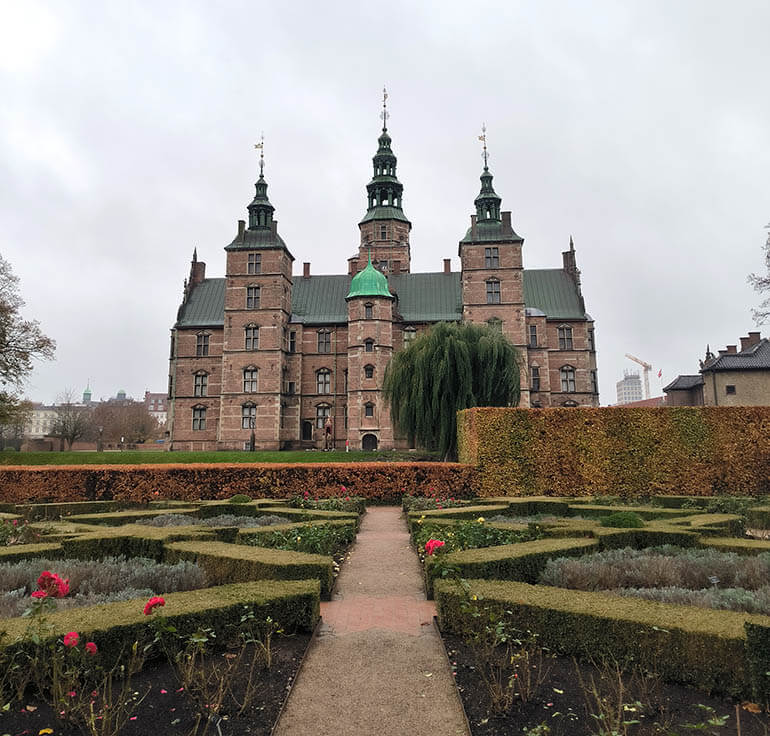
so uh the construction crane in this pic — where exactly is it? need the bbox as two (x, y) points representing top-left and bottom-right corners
(625, 353), (653, 399)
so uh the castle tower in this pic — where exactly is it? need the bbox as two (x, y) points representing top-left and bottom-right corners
(345, 255), (395, 450)
(351, 89), (412, 276)
(458, 127), (529, 403)
(220, 142), (294, 449)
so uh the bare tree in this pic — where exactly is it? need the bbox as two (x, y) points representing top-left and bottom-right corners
(0, 399), (31, 450)
(0, 254), (55, 423)
(51, 389), (93, 450)
(92, 400), (160, 444)
(749, 223), (770, 324)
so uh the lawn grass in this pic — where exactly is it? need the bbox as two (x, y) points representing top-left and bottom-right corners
(0, 449), (439, 466)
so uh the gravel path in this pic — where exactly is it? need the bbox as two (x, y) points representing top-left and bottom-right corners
(273, 506), (469, 736)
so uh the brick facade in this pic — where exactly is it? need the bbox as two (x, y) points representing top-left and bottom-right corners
(167, 125), (599, 451)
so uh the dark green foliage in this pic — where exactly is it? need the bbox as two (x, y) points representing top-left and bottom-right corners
(246, 522), (356, 557)
(229, 494), (252, 504)
(746, 505), (770, 529)
(383, 322), (520, 459)
(414, 519), (542, 555)
(435, 579), (759, 698)
(401, 495), (468, 512)
(595, 527), (699, 550)
(744, 622), (770, 707)
(599, 511), (645, 528)
(288, 495), (367, 514)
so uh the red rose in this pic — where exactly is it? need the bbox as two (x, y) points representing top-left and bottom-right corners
(424, 539), (445, 556)
(85, 642), (98, 655)
(63, 631), (79, 648)
(143, 596), (166, 616)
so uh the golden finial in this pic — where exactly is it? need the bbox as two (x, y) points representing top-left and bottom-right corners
(478, 123), (489, 169)
(380, 86), (389, 131)
(254, 132), (265, 176)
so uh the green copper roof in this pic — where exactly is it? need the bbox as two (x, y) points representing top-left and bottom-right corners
(346, 258), (392, 299)
(175, 268), (588, 329)
(359, 206), (411, 224)
(523, 269), (587, 320)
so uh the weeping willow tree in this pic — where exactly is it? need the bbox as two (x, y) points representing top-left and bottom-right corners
(383, 322), (520, 460)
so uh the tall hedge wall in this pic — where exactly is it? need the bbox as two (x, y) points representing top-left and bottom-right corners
(457, 406), (770, 497)
(0, 462), (477, 504)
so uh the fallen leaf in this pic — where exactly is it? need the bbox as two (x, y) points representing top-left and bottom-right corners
(742, 702), (762, 714)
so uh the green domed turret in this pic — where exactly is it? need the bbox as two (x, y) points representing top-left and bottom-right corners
(346, 255), (393, 299)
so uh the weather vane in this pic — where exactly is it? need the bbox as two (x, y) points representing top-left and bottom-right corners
(478, 123), (489, 169)
(254, 132), (265, 176)
(380, 86), (389, 130)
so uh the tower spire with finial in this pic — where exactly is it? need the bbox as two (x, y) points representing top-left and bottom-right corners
(380, 86), (389, 131)
(254, 132), (265, 177)
(479, 123), (489, 170)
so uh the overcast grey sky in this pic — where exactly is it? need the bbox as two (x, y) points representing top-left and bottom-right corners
(2, 0), (769, 406)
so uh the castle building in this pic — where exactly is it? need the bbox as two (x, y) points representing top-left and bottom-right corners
(167, 113), (599, 451)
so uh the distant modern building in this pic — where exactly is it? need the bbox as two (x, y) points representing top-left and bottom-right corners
(167, 106), (600, 451)
(664, 331), (770, 406)
(616, 370), (643, 405)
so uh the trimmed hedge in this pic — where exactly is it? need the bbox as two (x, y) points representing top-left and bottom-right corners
(746, 505), (770, 529)
(745, 622), (770, 707)
(458, 406), (770, 497)
(0, 579), (320, 667)
(164, 540), (335, 600)
(435, 578), (769, 698)
(0, 462), (477, 503)
(424, 538), (598, 597)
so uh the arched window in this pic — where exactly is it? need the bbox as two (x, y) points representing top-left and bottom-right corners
(241, 403), (256, 429)
(364, 402), (375, 418)
(561, 399), (579, 407)
(316, 369), (331, 394)
(364, 364), (375, 379)
(317, 330), (331, 353)
(364, 339), (374, 353)
(243, 367), (258, 393)
(316, 404), (331, 429)
(245, 324), (259, 351)
(485, 279), (501, 304)
(560, 366), (576, 393)
(557, 325), (573, 350)
(193, 371), (208, 397)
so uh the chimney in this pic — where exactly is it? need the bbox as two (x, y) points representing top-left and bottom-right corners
(501, 211), (512, 234)
(748, 331), (761, 346)
(740, 336), (751, 352)
(237, 219), (245, 242)
(190, 251), (206, 287)
(718, 349), (728, 357)
(393, 260), (401, 274)
(303, 262), (310, 279)
(726, 345), (737, 354)
(470, 214), (477, 239)
(443, 258), (451, 274)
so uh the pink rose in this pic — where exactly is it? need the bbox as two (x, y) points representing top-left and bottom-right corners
(31, 590), (48, 599)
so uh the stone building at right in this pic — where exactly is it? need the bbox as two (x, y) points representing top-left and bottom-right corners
(664, 331), (770, 406)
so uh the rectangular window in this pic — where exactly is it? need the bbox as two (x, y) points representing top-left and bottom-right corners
(531, 366), (540, 392)
(403, 329), (416, 348)
(168, 375), (173, 398)
(241, 405), (256, 429)
(245, 326), (259, 350)
(247, 253), (261, 275)
(317, 370), (331, 394)
(484, 247), (499, 268)
(289, 331), (296, 353)
(726, 385), (736, 395)
(243, 369), (258, 393)
(317, 330), (331, 353)
(380, 225), (388, 240)
(365, 304), (373, 320)
(588, 328), (595, 352)
(528, 325), (537, 348)
(485, 280), (501, 304)
(561, 367), (576, 392)
(286, 381), (296, 395)
(364, 403), (374, 418)
(192, 407), (206, 431)
(196, 334), (209, 357)
(558, 326), (573, 350)
(316, 405), (330, 429)
(194, 373), (208, 397)
(591, 370), (598, 394)
(246, 286), (260, 309)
